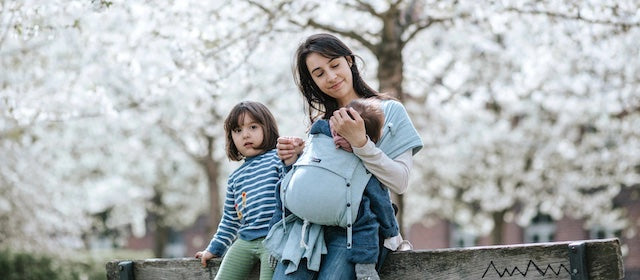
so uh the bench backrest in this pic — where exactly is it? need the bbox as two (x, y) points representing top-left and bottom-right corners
(105, 238), (623, 280)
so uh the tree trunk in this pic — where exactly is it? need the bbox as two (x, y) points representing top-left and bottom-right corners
(151, 190), (169, 258)
(491, 210), (506, 245)
(153, 222), (169, 258)
(375, 6), (407, 235)
(376, 10), (405, 101)
(202, 155), (221, 235)
(376, 42), (404, 100)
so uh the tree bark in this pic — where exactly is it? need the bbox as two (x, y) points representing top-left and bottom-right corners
(376, 12), (405, 100)
(375, 5), (407, 235)
(491, 210), (506, 245)
(202, 155), (221, 235)
(151, 191), (169, 258)
(153, 222), (169, 258)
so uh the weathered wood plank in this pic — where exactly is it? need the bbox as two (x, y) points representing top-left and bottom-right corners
(106, 257), (261, 280)
(106, 238), (623, 280)
(378, 239), (622, 279)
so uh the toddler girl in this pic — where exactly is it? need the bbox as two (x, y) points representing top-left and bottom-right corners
(195, 101), (283, 280)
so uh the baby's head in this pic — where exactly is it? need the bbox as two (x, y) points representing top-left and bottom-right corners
(347, 98), (384, 143)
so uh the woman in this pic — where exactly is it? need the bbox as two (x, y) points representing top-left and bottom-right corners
(268, 33), (423, 279)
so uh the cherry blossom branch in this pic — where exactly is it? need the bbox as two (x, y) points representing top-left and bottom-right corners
(505, 7), (640, 29)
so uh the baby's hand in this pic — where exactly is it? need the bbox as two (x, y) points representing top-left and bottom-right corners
(332, 134), (353, 152)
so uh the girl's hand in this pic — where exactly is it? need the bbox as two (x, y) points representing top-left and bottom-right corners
(194, 250), (217, 267)
(330, 107), (368, 148)
(277, 136), (304, 165)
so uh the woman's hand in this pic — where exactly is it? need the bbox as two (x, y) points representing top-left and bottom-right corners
(194, 250), (217, 267)
(277, 136), (304, 166)
(330, 107), (368, 148)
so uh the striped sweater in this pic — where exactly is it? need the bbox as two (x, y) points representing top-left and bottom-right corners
(206, 149), (283, 256)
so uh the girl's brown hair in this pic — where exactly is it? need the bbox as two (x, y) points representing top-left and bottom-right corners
(224, 101), (279, 161)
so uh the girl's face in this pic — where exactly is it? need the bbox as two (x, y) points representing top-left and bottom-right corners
(231, 113), (265, 158)
(306, 52), (357, 107)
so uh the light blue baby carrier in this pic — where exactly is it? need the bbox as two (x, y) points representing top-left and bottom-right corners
(279, 127), (372, 248)
(264, 100), (424, 273)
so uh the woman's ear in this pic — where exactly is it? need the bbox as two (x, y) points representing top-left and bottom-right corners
(346, 56), (354, 67)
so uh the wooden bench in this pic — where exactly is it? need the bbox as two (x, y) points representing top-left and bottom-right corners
(105, 238), (623, 279)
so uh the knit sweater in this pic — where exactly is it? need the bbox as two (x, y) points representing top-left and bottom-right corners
(206, 149), (282, 256)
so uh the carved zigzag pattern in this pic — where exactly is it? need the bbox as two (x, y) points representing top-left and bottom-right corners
(482, 260), (571, 278)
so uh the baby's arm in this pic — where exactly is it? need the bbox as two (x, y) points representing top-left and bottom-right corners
(353, 140), (413, 194)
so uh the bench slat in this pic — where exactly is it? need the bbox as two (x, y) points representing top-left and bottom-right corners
(106, 238), (623, 280)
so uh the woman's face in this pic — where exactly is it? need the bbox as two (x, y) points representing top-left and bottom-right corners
(306, 52), (357, 107)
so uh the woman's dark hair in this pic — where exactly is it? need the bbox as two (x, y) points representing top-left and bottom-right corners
(224, 101), (279, 161)
(293, 33), (383, 123)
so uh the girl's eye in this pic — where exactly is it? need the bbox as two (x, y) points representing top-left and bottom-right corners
(331, 63), (339, 68)
(232, 128), (241, 133)
(316, 72), (324, 78)
(250, 125), (259, 130)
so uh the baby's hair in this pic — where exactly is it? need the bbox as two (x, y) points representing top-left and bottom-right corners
(347, 98), (384, 143)
(224, 101), (279, 161)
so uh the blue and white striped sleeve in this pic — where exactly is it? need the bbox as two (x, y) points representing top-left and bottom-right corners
(206, 180), (241, 256)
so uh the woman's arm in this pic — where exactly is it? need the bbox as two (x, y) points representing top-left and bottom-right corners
(352, 140), (413, 194)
